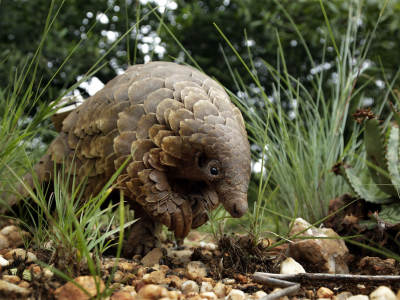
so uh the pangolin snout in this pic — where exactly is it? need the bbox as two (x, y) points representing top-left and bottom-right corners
(223, 191), (248, 218)
(232, 201), (248, 218)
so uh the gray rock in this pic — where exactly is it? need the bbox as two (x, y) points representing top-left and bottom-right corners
(286, 218), (349, 274)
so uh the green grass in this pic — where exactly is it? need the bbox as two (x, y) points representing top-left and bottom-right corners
(213, 0), (391, 235)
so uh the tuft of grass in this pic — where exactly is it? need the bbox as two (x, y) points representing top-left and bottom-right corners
(213, 0), (388, 235)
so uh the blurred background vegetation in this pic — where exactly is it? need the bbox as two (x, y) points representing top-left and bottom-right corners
(1, 0), (399, 231)
(2, 0), (399, 107)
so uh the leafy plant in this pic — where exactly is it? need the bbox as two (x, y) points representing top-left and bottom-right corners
(335, 104), (400, 229)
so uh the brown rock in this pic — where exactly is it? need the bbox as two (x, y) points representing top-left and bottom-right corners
(159, 264), (169, 274)
(3, 275), (21, 284)
(168, 290), (179, 299)
(143, 270), (170, 285)
(111, 291), (135, 300)
(271, 288), (289, 300)
(359, 257), (397, 275)
(0, 279), (31, 299)
(181, 280), (200, 294)
(136, 284), (169, 300)
(0, 234), (9, 250)
(18, 281), (30, 288)
(186, 261), (208, 280)
(113, 270), (126, 283)
(201, 292), (218, 299)
(54, 276), (105, 300)
(287, 218), (349, 274)
(141, 248), (163, 267)
(317, 287), (334, 299)
(213, 282), (226, 298)
(170, 275), (184, 288)
(4, 249), (37, 263)
(118, 261), (136, 273)
(235, 274), (247, 284)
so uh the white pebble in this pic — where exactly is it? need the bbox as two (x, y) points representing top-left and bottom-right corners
(0, 256), (9, 267)
(280, 257), (306, 274)
(180, 280), (199, 294)
(370, 286), (396, 300)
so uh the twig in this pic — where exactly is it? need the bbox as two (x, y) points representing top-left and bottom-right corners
(253, 273), (300, 300)
(253, 272), (400, 283)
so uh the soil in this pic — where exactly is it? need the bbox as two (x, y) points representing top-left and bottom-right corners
(1, 211), (400, 299)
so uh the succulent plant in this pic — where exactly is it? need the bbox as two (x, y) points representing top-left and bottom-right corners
(334, 104), (400, 232)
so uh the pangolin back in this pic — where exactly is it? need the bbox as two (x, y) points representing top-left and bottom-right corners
(5, 61), (251, 240)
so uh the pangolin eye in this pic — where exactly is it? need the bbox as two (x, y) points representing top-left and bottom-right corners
(210, 167), (218, 176)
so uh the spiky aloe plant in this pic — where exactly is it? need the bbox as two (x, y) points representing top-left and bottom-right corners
(335, 104), (400, 231)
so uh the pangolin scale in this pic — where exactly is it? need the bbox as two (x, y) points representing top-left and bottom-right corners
(6, 61), (251, 257)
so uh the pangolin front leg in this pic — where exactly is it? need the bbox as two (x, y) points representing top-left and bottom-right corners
(189, 185), (220, 229)
(135, 168), (193, 239)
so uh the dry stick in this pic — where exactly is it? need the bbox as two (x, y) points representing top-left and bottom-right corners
(253, 275), (300, 300)
(253, 272), (400, 283)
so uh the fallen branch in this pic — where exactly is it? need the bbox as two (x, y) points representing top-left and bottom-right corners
(253, 272), (400, 283)
(252, 273), (300, 300)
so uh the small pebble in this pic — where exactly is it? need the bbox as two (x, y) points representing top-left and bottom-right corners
(201, 291), (218, 299)
(348, 296), (369, 300)
(110, 291), (135, 300)
(180, 280), (199, 294)
(4, 249), (37, 263)
(235, 274), (247, 284)
(370, 286), (396, 300)
(280, 257), (306, 274)
(3, 275), (20, 284)
(213, 282), (226, 298)
(0, 279), (30, 297)
(186, 261), (208, 280)
(337, 292), (353, 300)
(254, 291), (268, 299)
(201, 281), (214, 293)
(168, 290), (179, 300)
(18, 281), (30, 288)
(272, 288), (289, 300)
(0, 235), (9, 250)
(357, 285), (366, 289)
(0, 255), (9, 267)
(227, 289), (246, 300)
(222, 278), (235, 285)
(136, 284), (168, 299)
(317, 287), (334, 299)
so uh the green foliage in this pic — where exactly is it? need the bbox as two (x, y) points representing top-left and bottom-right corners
(338, 104), (400, 226)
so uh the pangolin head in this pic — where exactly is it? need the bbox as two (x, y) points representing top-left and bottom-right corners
(188, 114), (251, 218)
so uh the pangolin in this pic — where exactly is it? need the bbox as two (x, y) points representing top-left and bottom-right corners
(5, 61), (251, 257)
